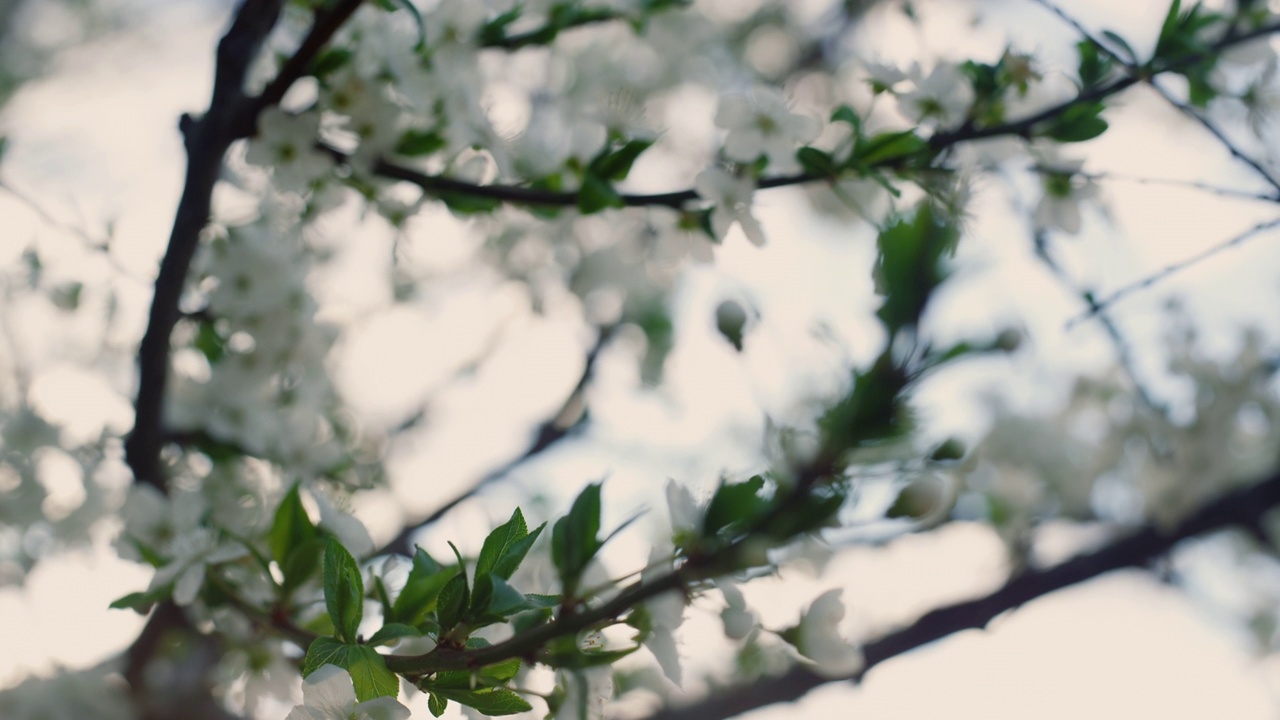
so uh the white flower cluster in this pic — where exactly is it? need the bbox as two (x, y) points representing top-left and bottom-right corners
(168, 215), (346, 473)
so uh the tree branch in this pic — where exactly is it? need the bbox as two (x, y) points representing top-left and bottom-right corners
(125, 0), (286, 492)
(642, 469), (1280, 720)
(1067, 215), (1280, 327)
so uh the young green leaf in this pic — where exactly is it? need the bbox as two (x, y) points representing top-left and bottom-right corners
(428, 687), (532, 716)
(552, 482), (604, 595)
(323, 536), (364, 644)
(577, 172), (625, 214)
(366, 623), (422, 647)
(269, 483), (316, 566)
(436, 571), (470, 634)
(702, 475), (770, 540)
(390, 547), (451, 625)
(590, 139), (656, 181)
(302, 637), (399, 703)
(475, 508), (544, 581)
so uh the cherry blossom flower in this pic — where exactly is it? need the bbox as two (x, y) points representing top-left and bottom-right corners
(555, 667), (613, 720)
(899, 63), (975, 128)
(715, 86), (820, 171)
(641, 545), (686, 685)
(245, 108), (332, 193)
(716, 579), (757, 640)
(286, 665), (409, 720)
(694, 168), (766, 247)
(1033, 156), (1099, 235)
(147, 526), (248, 606)
(795, 589), (864, 678)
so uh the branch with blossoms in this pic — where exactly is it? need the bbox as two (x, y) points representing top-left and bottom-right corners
(643, 463), (1280, 720)
(97, 1), (1280, 720)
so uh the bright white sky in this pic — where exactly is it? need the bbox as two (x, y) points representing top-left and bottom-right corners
(3, 0), (1280, 718)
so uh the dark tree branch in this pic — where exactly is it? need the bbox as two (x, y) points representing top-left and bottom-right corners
(642, 469), (1280, 720)
(377, 323), (617, 558)
(125, 0), (286, 492)
(240, 0), (365, 137)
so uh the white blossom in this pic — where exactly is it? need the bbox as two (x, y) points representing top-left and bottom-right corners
(795, 589), (863, 678)
(715, 86), (820, 171)
(641, 546), (685, 685)
(286, 665), (409, 720)
(147, 526), (248, 606)
(716, 579), (757, 640)
(899, 62), (975, 128)
(312, 486), (375, 558)
(555, 667), (613, 720)
(694, 168), (766, 247)
(245, 108), (332, 193)
(1032, 155), (1099, 235)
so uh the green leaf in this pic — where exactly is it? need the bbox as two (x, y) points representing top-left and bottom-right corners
(1158, 0), (1183, 55)
(366, 623), (422, 647)
(1076, 40), (1113, 89)
(1043, 101), (1108, 143)
(428, 693), (448, 717)
(108, 588), (166, 614)
(310, 47), (352, 79)
(193, 321), (225, 363)
(1100, 30), (1139, 65)
(702, 475), (770, 540)
(269, 483), (316, 566)
(469, 572), (495, 621)
(873, 203), (959, 333)
(303, 637), (399, 703)
(856, 130), (927, 166)
(439, 191), (502, 215)
(428, 687), (532, 716)
(431, 658), (523, 690)
(551, 482), (603, 595)
(394, 129), (446, 157)
(480, 6), (524, 45)
(323, 536), (364, 644)
(436, 571), (470, 633)
(346, 645), (400, 702)
(795, 147), (839, 177)
(577, 172), (625, 214)
(390, 547), (450, 626)
(475, 508), (532, 580)
(830, 104), (861, 131)
(280, 537), (325, 594)
(590, 139), (655, 181)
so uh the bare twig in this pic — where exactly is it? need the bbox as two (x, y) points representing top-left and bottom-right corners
(1068, 215), (1280, 326)
(1148, 81), (1280, 198)
(1032, 230), (1168, 415)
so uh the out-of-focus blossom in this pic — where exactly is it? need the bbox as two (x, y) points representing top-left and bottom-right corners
(795, 589), (863, 678)
(899, 63), (975, 128)
(695, 168), (766, 247)
(715, 86), (820, 171)
(286, 665), (409, 720)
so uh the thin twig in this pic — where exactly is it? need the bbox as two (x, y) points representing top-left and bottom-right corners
(1149, 81), (1280, 197)
(1033, 230), (1168, 415)
(1066, 168), (1280, 203)
(1068, 215), (1280, 326)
